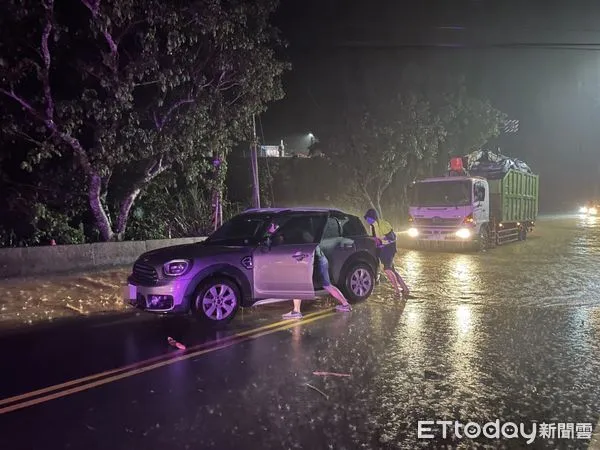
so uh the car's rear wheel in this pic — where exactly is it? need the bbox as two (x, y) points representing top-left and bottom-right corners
(193, 277), (240, 326)
(341, 262), (375, 303)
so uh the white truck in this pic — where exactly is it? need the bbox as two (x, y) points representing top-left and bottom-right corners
(404, 154), (539, 250)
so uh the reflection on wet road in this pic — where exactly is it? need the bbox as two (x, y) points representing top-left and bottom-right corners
(0, 214), (599, 449)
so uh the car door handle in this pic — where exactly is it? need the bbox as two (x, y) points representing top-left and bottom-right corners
(292, 251), (309, 260)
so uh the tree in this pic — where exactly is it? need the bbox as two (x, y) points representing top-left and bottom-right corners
(324, 92), (444, 218)
(0, 0), (288, 241)
(434, 87), (507, 175)
(318, 64), (506, 220)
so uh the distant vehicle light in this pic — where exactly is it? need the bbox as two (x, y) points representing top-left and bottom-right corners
(455, 228), (471, 239)
(407, 228), (419, 238)
(580, 206), (588, 214)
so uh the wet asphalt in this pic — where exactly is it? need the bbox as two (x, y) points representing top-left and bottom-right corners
(0, 214), (599, 449)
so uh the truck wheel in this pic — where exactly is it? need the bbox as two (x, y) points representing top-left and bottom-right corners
(518, 226), (527, 241)
(193, 277), (240, 326)
(477, 225), (490, 251)
(341, 262), (375, 303)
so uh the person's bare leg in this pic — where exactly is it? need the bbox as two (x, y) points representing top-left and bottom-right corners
(324, 286), (352, 311)
(394, 270), (410, 296)
(282, 299), (303, 319)
(324, 285), (350, 306)
(384, 269), (402, 297)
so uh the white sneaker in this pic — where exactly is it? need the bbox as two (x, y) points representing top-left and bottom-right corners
(282, 311), (303, 319)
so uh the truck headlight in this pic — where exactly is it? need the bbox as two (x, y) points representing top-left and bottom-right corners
(580, 206), (588, 214)
(163, 259), (191, 277)
(407, 228), (419, 238)
(455, 228), (471, 239)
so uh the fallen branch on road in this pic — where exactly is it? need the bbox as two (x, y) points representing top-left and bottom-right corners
(306, 383), (329, 400)
(167, 336), (186, 350)
(313, 371), (351, 378)
(66, 304), (85, 314)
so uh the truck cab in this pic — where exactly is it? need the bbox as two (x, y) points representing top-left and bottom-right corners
(407, 175), (490, 244)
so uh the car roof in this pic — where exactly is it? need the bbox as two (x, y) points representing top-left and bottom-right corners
(243, 207), (347, 215)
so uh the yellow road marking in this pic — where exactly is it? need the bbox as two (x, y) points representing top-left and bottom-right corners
(0, 310), (335, 414)
(0, 308), (331, 408)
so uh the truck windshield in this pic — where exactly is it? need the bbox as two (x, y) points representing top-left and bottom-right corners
(410, 180), (472, 207)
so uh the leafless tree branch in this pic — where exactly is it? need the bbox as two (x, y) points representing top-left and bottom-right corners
(0, 88), (93, 175)
(80, 0), (119, 73)
(80, 0), (100, 16)
(154, 98), (194, 130)
(41, 0), (55, 122)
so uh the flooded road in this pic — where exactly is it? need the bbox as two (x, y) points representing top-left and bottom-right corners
(0, 214), (599, 449)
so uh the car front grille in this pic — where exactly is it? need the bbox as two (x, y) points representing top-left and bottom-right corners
(132, 261), (159, 285)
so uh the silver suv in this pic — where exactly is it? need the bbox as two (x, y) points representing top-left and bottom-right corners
(125, 207), (379, 325)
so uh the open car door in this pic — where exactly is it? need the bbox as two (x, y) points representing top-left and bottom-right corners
(252, 213), (326, 300)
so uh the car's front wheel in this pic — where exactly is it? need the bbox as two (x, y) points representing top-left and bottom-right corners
(341, 262), (375, 303)
(193, 277), (240, 325)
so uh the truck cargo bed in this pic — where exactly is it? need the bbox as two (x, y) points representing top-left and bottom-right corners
(488, 169), (538, 223)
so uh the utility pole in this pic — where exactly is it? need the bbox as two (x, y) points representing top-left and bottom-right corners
(212, 151), (223, 231)
(250, 114), (261, 209)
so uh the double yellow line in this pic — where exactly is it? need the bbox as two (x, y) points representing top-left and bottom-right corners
(0, 309), (335, 415)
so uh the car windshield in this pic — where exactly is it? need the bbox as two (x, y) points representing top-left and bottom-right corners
(410, 180), (472, 207)
(204, 214), (271, 246)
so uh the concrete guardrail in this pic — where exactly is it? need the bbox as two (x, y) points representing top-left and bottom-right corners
(0, 237), (207, 279)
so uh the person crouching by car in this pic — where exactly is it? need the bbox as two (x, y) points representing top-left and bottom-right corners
(364, 208), (410, 299)
(282, 245), (352, 319)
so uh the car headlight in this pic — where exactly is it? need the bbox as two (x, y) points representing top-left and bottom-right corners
(580, 206), (588, 213)
(407, 227), (419, 238)
(455, 228), (471, 239)
(589, 207), (598, 215)
(163, 259), (191, 277)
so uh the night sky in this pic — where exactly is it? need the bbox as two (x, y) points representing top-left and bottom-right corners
(262, 0), (600, 211)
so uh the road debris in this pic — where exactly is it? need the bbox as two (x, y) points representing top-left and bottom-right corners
(167, 337), (186, 350)
(312, 371), (351, 377)
(66, 304), (85, 314)
(306, 383), (329, 400)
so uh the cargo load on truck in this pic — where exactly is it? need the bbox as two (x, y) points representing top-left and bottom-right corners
(448, 149), (533, 180)
(405, 151), (539, 251)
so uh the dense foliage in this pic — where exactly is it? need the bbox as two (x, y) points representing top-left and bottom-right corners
(0, 0), (287, 242)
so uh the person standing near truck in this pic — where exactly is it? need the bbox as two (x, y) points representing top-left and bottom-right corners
(364, 208), (410, 299)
